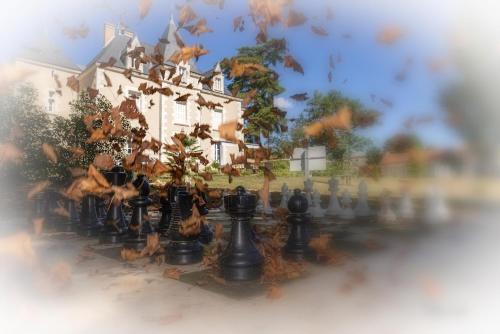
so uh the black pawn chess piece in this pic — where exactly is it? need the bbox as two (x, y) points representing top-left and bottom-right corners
(220, 186), (263, 281)
(122, 175), (153, 250)
(78, 195), (101, 237)
(157, 195), (171, 237)
(96, 197), (107, 222)
(283, 189), (315, 261)
(165, 186), (203, 265)
(100, 167), (128, 244)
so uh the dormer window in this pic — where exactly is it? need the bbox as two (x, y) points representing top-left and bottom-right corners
(179, 66), (189, 83)
(213, 77), (223, 92)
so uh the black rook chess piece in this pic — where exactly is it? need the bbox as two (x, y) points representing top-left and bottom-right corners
(283, 189), (315, 261)
(100, 167), (129, 244)
(220, 186), (263, 281)
(78, 195), (101, 237)
(165, 186), (203, 265)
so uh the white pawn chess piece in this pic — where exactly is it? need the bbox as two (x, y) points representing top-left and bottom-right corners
(378, 192), (397, 224)
(326, 177), (342, 217)
(304, 178), (313, 209)
(279, 183), (289, 209)
(311, 189), (325, 218)
(339, 190), (355, 220)
(423, 186), (450, 224)
(354, 180), (371, 217)
(398, 190), (414, 221)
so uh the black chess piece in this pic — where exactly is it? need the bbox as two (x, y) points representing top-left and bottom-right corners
(100, 167), (128, 244)
(157, 195), (171, 237)
(283, 189), (316, 261)
(133, 174), (150, 197)
(197, 193), (213, 244)
(96, 197), (107, 222)
(220, 186), (263, 281)
(78, 195), (101, 237)
(56, 198), (79, 233)
(122, 195), (154, 250)
(165, 186), (203, 265)
(43, 188), (64, 230)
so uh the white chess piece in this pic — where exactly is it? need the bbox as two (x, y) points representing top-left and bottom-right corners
(355, 180), (371, 217)
(398, 190), (414, 221)
(279, 183), (289, 209)
(423, 186), (450, 224)
(255, 197), (264, 213)
(378, 192), (397, 224)
(311, 189), (325, 218)
(339, 190), (355, 220)
(304, 178), (313, 209)
(326, 177), (342, 216)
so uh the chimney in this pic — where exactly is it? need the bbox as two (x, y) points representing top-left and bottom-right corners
(103, 23), (115, 47)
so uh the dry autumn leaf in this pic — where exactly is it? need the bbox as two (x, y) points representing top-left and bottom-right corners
(266, 285), (284, 299)
(163, 267), (182, 280)
(304, 106), (352, 137)
(93, 154), (114, 170)
(377, 26), (404, 45)
(42, 143), (58, 164)
(139, 0), (153, 19)
(121, 248), (142, 261)
(218, 120), (239, 143)
(27, 180), (50, 200)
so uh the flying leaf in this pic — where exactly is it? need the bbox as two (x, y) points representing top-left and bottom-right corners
(163, 267), (182, 280)
(218, 120), (239, 143)
(93, 154), (114, 170)
(311, 25), (328, 36)
(283, 55), (304, 74)
(233, 16), (244, 31)
(184, 18), (213, 36)
(66, 75), (79, 93)
(304, 106), (352, 137)
(139, 0), (153, 19)
(377, 26), (404, 45)
(63, 23), (89, 39)
(42, 143), (58, 164)
(99, 57), (117, 68)
(290, 93), (308, 101)
(286, 10), (306, 27)
(27, 180), (50, 200)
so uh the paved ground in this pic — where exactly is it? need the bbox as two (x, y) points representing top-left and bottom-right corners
(1, 207), (500, 334)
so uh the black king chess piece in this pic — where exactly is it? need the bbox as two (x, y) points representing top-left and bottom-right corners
(100, 166), (128, 244)
(283, 189), (316, 261)
(122, 174), (153, 250)
(78, 195), (102, 237)
(220, 186), (263, 281)
(165, 186), (203, 265)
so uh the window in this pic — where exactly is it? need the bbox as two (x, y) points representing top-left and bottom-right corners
(213, 77), (222, 91)
(127, 90), (143, 111)
(179, 66), (188, 83)
(174, 101), (187, 124)
(47, 90), (56, 113)
(213, 142), (222, 164)
(213, 109), (223, 130)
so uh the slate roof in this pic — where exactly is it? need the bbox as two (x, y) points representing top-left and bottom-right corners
(18, 35), (81, 71)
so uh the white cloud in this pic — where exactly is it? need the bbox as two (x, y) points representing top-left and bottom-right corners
(274, 96), (294, 110)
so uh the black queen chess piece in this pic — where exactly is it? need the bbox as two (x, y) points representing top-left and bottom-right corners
(100, 166), (128, 244)
(220, 186), (263, 281)
(78, 195), (102, 237)
(122, 174), (154, 250)
(283, 189), (316, 261)
(165, 186), (203, 265)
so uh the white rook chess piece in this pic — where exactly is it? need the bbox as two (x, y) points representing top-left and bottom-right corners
(279, 183), (289, 209)
(326, 177), (342, 217)
(311, 189), (325, 218)
(378, 192), (397, 224)
(354, 180), (371, 217)
(423, 186), (450, 224)
(339, 190), (355, 221)
(398, 190), (414, 221)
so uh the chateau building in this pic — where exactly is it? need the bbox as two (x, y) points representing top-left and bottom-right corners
(15, 17), (245, 165)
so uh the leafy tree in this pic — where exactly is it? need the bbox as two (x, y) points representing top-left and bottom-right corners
(0, 84), (62, 184)
(51, 92), (130, 180)
(290, 90), (379, 160)
(221, 38), (287, 139)
(383, 133), (422, 153)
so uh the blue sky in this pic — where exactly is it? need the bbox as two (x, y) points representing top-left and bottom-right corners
(1, 0), (464, 149)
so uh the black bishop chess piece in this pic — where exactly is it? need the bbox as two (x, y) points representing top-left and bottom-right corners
(100, 167), (128, 244)
(78, 195), (102, 237)
(282, 189), (315, 262)
(165, 186), (203, 265)
(122, 174), (153, 250)
(220, 186), (263, 281)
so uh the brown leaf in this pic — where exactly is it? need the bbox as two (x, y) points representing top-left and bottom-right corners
(88, 164), (111, 188)
(290, 93), (308, 101)
(184, 18), (213, 36)
(66, 75), (79, 93)
(214, 223), (223, 241)
(104, 72), (113, 87)
(233, 16), (243, 32)
(63, 23), (89, 39)
(163, 267), (182, 280)
(266, 285), (284, 299)
(377, 26), (404, 45)
(311, 25), (328, 36)
(93, 154), (114, 170)
(42, 143), (58, 164)
(121, 248), (142, 261)
(177, 4), (197, 27)
(304, 106), (352, 137)
(284, 55), (304, 74)
(139, 0), (153, 19)
(140, 233), (161, 256)
(27, 180), (50, 200)
(0, 143), (23, 165)
(99, 57), (117, 68)
(218, 120), (239, 143)
(286, 10), (306, 28)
